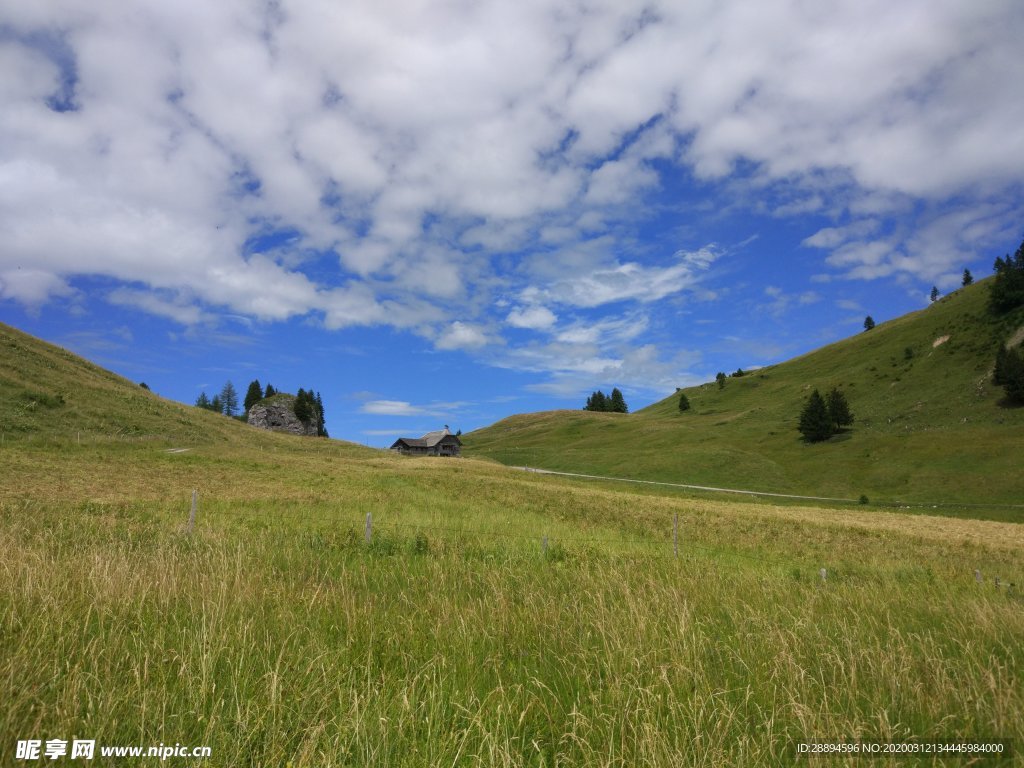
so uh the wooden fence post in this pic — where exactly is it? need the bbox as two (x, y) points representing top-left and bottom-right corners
(186, 489), (197, 534)
(365, 513), (372, 545)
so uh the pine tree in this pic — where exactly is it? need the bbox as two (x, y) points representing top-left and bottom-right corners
(798, 389), (833, 443)
(293, 388), (313, 424)
(244, 380), (263, 413)
(826, 387), (853, 431)
(195, 391), (211, 410)
(264, 383), (276, 398)
(962, 269), (973, 287)
(716, 372), (727, 390)
(930, 286), (939, 303)
(609, 387), (628, 413)
(210, 395), (223, 414)
(863, 316), (875, 331)
(678, 392), (691, 412)
(315, 391), (327, 437)
(220, 381), (239, 417)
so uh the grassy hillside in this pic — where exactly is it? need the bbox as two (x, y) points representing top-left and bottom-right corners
(2, 320), (1023, 765)
(465, 279), (1024, 509)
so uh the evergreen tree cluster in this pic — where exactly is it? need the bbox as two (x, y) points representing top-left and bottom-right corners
(195, 380), (239, 417)
(798, 387), (853, 443)
(294, 388), (328, 437)
(989, 238), (1024, 315)
(584, 387), (628, 413)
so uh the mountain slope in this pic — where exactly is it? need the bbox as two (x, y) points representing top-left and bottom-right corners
(465, 279), (1024, 506)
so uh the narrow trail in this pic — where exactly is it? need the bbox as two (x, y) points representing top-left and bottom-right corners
(513, 466), (859, 503)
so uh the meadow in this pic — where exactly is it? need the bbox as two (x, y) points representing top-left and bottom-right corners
(2, 431), (1022, 767)
(2, 321), (1023, 765)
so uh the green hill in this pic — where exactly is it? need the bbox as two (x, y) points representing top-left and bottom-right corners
(465, 279), (1024, 507)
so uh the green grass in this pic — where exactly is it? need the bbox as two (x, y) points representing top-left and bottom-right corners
(464, 279), (1024, 510)
(1, 319), (1023, 765)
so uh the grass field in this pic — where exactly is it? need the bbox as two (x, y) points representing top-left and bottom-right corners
(465, 279), (1024, 509)
(1, 321), (1023, 765)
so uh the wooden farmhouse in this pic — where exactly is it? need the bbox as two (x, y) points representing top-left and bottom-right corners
(390, 427), (462, 457)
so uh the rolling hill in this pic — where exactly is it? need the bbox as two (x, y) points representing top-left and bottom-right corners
(465, 278), (1024, 507)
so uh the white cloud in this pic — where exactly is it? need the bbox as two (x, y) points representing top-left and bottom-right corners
(506, 305), (557, 330)
(1, 0), (1022, 337)
(435, 321), (492, 351)
(360, 400), (425, 416)
(526, 247), (720, 309)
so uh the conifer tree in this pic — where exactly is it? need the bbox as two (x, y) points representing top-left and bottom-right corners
(244, 379), (263, 413)
(264, 383), (276, 398)
(826, 387), (853, 431)
(962, 268), (973, 287)
(798, 389), (833, 443)
(210, 395), (223, 414)
(609, 387), (628, 413)
(716, 372), (727, 390)
(220, 381), (239, 417)
(315, 391), (327, 437)
(294, 388), (313, 423)
(930, 285), (940, 303)
(863, 316), (876, 331)
(195, 391), (211, 410)
(678, 392), (691, 412)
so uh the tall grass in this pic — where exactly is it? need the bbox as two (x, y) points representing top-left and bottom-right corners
(2, 462), (1022, 766)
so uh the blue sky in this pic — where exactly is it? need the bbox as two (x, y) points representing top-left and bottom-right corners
(1, 1), (1023, 446)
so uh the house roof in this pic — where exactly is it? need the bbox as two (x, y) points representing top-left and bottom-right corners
(391, 427), (462, 449)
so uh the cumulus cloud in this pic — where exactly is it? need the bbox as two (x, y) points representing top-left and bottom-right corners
(1, 0), (1021, 346)
(435, 321), (492, 351)
(506, 305), (557, 330)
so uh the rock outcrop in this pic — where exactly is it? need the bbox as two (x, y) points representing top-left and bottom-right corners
(247, 394), (317, 436)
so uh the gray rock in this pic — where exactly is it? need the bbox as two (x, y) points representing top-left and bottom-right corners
(247, 394), (317, 436)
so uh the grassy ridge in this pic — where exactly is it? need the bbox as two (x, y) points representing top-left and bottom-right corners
(1, 319), (1023, 765)
(464, 279), (1024, 509)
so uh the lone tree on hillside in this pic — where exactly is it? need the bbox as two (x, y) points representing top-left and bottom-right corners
(244, 379), (263, 413)
(798, 389), (833, 443)
(678, 392), (691, 412)
(863, 315), (876, 331)
(930, 286), (940, 303)
(962, 269), (974, 287)
(195, 391), (211, 410)
(715, 372), (727, 390)
(220, 380), (239, 417)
